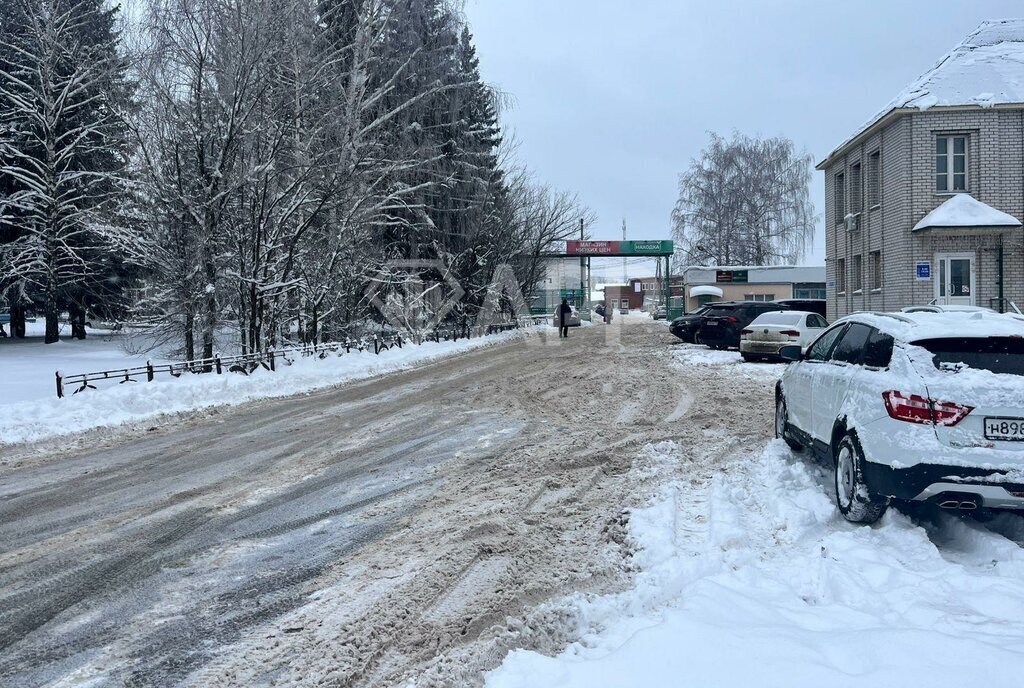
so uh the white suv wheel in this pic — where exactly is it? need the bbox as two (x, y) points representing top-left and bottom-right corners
(833, 434), (888, 524)
(835, 444), (856, 510)
(774, 395), (802, 451)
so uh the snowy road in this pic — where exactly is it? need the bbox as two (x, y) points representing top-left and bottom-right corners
(0, 317), (777, 687)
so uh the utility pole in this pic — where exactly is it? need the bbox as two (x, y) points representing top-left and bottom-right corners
(621, 219), (628, 284)
(579, 218), (586, 312)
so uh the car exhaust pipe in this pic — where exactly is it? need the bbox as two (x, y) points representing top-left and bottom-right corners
(937, 497), (979, 510)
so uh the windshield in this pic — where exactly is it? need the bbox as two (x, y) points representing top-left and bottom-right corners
(750, 312), (802, 327)
(914, 337), (1024, 376)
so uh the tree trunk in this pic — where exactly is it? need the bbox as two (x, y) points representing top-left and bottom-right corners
(184, 311), (195, 361)
(44, 287), (59, 344)
(309, 302), (319, 345)
(69, 301), (87, 340)
(11, 306), (26, 338)
(202, 259), (216, 369)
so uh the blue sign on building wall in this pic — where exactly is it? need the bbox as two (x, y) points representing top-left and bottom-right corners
(915, 262), (931, 281)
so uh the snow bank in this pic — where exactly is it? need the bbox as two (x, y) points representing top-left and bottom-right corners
(485, 441), (1024, 687)
(671, 344), (782, 381)
(0, 332), (172, 405)
(0, 330), (523, 447)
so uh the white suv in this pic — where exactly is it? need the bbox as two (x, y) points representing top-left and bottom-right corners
(775, 311), (1024, 523)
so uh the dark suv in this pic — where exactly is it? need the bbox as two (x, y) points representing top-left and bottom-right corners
(698, 301), (792, 349)
(772, 299), (826, 317)
(669, 305), (714, 342)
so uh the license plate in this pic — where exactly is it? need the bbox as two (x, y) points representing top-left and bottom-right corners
(705, 319), (718, 326)
(985, 417), (1024, 441)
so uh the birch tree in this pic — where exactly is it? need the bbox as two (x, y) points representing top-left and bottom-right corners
(671, 132), (815, 268)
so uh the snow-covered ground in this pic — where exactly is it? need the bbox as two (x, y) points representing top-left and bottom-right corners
(670, 342), (783, 382)
(485, 439), (1024, 687)
(0, 328), (523, 447)
(1, 323), (173, 404)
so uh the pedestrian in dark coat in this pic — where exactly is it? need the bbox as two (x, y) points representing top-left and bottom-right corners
(558, 298), (572, 338)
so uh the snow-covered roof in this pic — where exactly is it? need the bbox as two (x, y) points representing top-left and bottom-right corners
(912, 193), (1022, 231)
(839, 310), (1024, 343)
(682, 265), (825, 284)
(689, 285), (724, 298)
(820, 19), (1024, 168)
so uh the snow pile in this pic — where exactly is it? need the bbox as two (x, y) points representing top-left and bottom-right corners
(913, 192), (1021, 231)
(671, 344), (781, 381)
(0, 330), (523, 447)
(485, 441), (1024, 687)
(846, 309), (1024, 344)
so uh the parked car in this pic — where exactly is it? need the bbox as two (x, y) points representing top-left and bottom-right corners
(552, 305), (581, 328)
(739, 311), (828, 361)
(901, 304), (995, 314)
(772, 298), (827, 317)
(775, 311), (1024, 524)
(669, 305), (713, 343)
(652, 305), (667, 320)
(698, 301), (794, 349)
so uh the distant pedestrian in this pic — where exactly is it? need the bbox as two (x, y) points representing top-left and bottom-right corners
(558, 298), (572, 338)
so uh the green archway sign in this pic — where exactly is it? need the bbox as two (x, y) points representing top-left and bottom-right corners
(543, 240), (680, 319)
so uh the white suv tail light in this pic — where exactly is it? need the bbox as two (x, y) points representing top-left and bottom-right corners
(882, 391), (974, 427)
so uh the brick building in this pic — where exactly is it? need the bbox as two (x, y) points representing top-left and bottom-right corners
(602, 284), (636, 312)
(601, 276), (686, 312)
(818, 19), (1024, 321)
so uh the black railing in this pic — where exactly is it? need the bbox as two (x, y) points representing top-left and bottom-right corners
(55, 322), (520, 399)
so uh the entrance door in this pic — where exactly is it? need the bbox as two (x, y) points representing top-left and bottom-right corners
(935, 253), (975, 306)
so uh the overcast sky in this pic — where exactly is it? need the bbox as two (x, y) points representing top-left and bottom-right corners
(463, 0), (1022, 270)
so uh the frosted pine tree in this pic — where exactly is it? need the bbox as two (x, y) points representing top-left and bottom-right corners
(0, 0), (135, 343)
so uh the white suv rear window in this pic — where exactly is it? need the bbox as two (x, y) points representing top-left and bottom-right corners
(914, 337), (1024, 376)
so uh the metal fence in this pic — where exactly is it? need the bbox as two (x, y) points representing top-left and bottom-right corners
(55, 322), (520, 399)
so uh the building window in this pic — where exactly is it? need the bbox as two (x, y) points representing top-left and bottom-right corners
(743, 294), (775, 302)
(850, 162), (862, 213)
(794, 284), (826, 299)
(836, 258), (846, 294)
(852, 255), (863, 292)
(936, 135), (967, 192)
(834, 172), (846, 224)
(869, 251), (882, 290)
(868, 150), (881, 207)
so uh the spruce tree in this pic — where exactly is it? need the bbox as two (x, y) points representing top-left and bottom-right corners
(0, 0), (135, 342)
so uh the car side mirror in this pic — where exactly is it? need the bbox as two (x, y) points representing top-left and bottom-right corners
(778, 345), (802, 362)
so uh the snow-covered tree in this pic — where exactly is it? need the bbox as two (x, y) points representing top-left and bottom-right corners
(0, 0), (136, 343)
(115, 0), (589, 355)
(671, 132), (816, 268)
